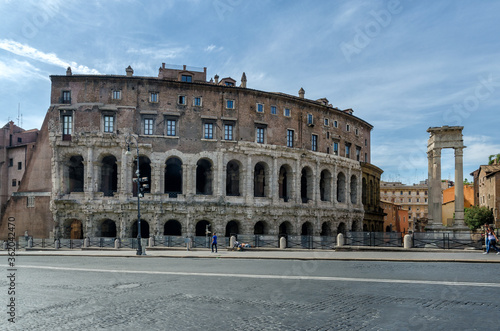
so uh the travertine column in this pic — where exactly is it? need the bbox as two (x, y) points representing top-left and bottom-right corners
(454, 147), (465, 226)
(430, 148), (442, 226)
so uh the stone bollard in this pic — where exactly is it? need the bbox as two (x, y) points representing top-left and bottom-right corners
(336, 233), (344, 247)
(2, 241), (7, 250)
(114, 238), (120, 249)
(230, 235), (236, 249)
(404, 234), (412, 249)
(148, 237), (154, 248)
(279, 236), (287, 249)
(55, 239), (60, 249)
(184, 237), (191, 251)
(28, 237), (33, 248)
(84, 237), (90, 248)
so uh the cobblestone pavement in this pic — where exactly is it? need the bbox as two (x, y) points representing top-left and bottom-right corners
(1, 256), (499, 330)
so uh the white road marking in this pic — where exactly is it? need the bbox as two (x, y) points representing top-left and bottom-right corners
(13, 265), (500, 288)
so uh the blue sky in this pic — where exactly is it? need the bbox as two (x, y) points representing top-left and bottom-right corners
(1, 0), (499, 185)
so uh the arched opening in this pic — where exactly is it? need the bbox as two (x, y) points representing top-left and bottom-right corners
(279, 221), (292, 236)
(133, 156), (151, 197)
(363, 223), (368, 231)
(320, 170), (332, 202)
(320, 222), (332, 236)
(370, 224), (376, 232)
(100, 155), (117, 197)
(195, 220), (211, 237)
(362, 177), (367, 205)
(351, 221), (358, 232)
(254, 221), (267, 235)
(350, 175), (358, 204)
(386, 225), (391, 232)
(279, 164), (292, 202)
(301, 221), (313, 236)
(301, 167), (313, 203)
(369, 180), (374, 206)
(254, 162), (267, 197)
(337, 222), (346, 235)
(65, 219), (83, 239)
(100, 219), (116, 237)
(164, 220), (182, 236)
(165, 157), (183, 195)
(226, 160), (241, 196)
(225, 220), (239, 237)
(337, 172), (346, 203)
(196, 159), (213, 195)
(131, 220), (150, 238)
(67, 155), (84, 193)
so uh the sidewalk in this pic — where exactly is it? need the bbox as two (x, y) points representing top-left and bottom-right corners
(2, 247), (500, 263)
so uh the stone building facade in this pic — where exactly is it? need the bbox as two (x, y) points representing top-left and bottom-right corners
(360, 162), (385, 231)
(470, 164), (500, 227)
(1, 64), (376, 240)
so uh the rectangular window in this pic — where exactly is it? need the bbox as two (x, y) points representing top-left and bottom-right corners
(224, 124), (233, 140)
(112, 90), (121, 100)
(256, 127), (265, 143)
(409, 198), (412, 202)
(62, 115), (72, 140)
(346, 124), (350, 132)
(271, 106), (277, 115)
(104, 115), (114, 133)
(334, 120), (338, 128)
(312, 134), (318, 151)
(166, 119), (177, 136)
(12, 179), (16, 187)
(345, 144), (350, 158)
(257, 103), (264, 113)
(226, 100), (234, 109)
(144, 118), (154, 135)
(364, 152), (367, 162)
(178, 95), (186, 105)
(27, 196), (35, 208)
(287, 129), (294, 147)
(355, 128), (359, 135)
(365, 139), (367, 146)
(181, 75), (192, 82)
(194, 97), (202, 106)
(62, 91), (71, 104)
(307, 114), (313, 125)
(284, 108), (291, 117)
(333, 142), (339, 155)
(150, 92), (158, 103)
(356, 147), (361, 161)
(18, 161), (22, 170)
(9, 158), (13, 167)
(324, 118), (329, 126)
(17, 137), (22, 143)
(204, 123), (214, 139)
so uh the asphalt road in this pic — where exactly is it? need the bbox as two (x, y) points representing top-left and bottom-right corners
(2, 256), (499, 330)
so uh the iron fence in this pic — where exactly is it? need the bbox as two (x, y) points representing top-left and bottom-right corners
(344, 232), (403, 247)
(412, 232), (482, 250)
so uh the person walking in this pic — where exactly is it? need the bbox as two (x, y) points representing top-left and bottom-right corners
(484, 223), (490, 252)
(211, 232), (218, 253)
(483, 226), (500, 255)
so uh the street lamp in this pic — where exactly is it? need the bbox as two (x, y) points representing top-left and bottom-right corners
(125, 133), (146, 256)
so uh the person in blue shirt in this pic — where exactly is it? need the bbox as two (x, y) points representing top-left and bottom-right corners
(211, 232), (218, 253)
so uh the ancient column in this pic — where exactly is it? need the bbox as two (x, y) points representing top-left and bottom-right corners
(454, 147), (465, 226)
(430, 148), (442, 226)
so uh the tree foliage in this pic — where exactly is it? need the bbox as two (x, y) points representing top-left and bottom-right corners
(464, 206), (494, 230)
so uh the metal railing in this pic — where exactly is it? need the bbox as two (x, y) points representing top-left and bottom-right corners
(344, 232), (403, 247)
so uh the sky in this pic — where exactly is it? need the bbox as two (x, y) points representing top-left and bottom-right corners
(1, 0), (499, 185)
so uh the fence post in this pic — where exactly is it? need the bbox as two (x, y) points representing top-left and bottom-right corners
(114, 238), (120, 249)
(230, 235), (236, 249)
(3, 241), (7, 250)
(148, 237), (154, 248)
(336, 233), (344, 247)
(404, 234), (412, 249)
(55, 239), (60, 249)
(279, 236), (287, 249)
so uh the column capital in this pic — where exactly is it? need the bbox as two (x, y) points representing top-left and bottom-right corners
(454, 147), (464, 157)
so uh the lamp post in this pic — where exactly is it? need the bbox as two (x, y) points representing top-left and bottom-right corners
(126, 133), (145, 256)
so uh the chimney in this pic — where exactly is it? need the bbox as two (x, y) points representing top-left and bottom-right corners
(214, 74), (219, 84)
(240, 72), (247, 88)
(298, 87), (305, 98)
(126, 65), (134, 77)
(66, 67), (72, 76)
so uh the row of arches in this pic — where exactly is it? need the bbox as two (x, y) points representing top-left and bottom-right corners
(64, 154), (359, 204)
(62, 218), (358, 239)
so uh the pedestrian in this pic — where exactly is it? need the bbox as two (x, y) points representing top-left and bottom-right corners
(484, 223), (490, 252)
(211, 232), (218, 253)
(483, 226), (500, 255)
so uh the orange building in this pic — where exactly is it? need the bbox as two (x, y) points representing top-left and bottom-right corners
(441, 185), (474, 226)
(381, 200), (409, 233)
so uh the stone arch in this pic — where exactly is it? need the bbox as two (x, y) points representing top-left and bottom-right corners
(100, 155), (118, 197)
(226, 160), (242, 196)
(337, 222), (346, 235)
(62, 219), (83, 239)
(300, 166), (314, 203)
(350, 174), (358, 204)
(195, 220), (211, 237)
(131, 220), (150, 238)
(133, 156), (151, 197)
(99, 219), (117, 237)
(164, 219), (182, 236)
(301, 221), (313, 236)
(320, 169), (332, 202)
(65, 155), (84, 193)
(225, 220), (240, 237)
(320, 222), (332, 236)
(254, 220), (268, 235)
(279, 221), (293, 236)
(369, 179), (374, 206)
(196, 158), (213, 195)
(351, 220), (359, 232)
(362, 177), (367, 205)
(279, 164), (293, 202)
(254, 161), (269, 197)
(337, 172), (346, 203)
(165, 157), (183, 194)
(363, 223), (368, 231)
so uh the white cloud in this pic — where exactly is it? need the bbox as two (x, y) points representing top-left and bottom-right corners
(127, 46), (188, 60)
(0, 59), (49, 82)
(0, 39), (100, 74)
(204, 44), (223, 53)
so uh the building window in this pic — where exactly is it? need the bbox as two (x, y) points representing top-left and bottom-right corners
(17, 137), (22, 143)
(345, 144), (350, 158)
(112, 90), (121, 100)
(9, 158), (13, 167)
(284, 108), (291, 117)
(356, 147), (361, 161)
(324, 118), (329, 126)
(104, 115), (114, 133)
(12, 179), (16, 187)
(27, 196), (35, 208)
(178, 95), (186, 105)
(194, 97), (202, 106)
(312, 134), (318, 151)
(425, 198), (428, 203)
(225, 81), (234, 86)
(18, 161), (22, 170)
(256, 127), (265, 143)
(365, 138), (367, 146)
(224, 124), (233, 140)
(364, 152), (367, 161)
(62, 91), (71, 104)
(287, 129), (294, 147)
(226, 100), (234, 109)
(204, 123), (214, 139)
(150, 92), (159, 103)
(257, 103), (264, 113)
(346, 124), (350, 132)
(307, 114), (313, 125)
(271, 106), (277, 115)
(355, 128), (359, 135)
(144, 118), (154, 135)
(409, 198), (412, 202)
(416, 198), (420, 203)
(400, 191), (403, 195)
(181, 75), (192, 82)
(166, 119), (177, 136)
(62, 115), (72, 140)
(333, 142), (339, 155)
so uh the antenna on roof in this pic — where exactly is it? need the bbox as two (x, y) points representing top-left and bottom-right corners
(17, 103), (23, 127)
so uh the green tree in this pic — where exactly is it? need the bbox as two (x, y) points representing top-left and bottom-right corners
(464, 206), (494, 230)
(488, 154), (500, 165)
